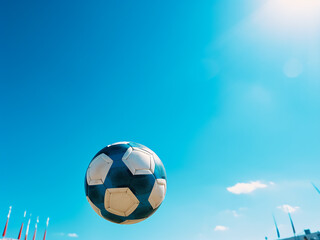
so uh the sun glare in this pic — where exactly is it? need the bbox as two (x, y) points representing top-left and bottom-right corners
(275, 0), (320, 20)
(251, 0), (320, 39)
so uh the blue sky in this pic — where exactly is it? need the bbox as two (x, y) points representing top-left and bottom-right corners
(1, 0), (320, 239)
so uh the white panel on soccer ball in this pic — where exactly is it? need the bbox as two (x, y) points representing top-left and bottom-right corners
(148, 179), (167, 209)
(87, 154), (113, 185)
(107, 141), (129, 147)
(120, 218), (147, 225)
(139, 147), (162, 168)
(151, 151), (162, 166)
(122, 147), (132, 160)
(105, 188), (139, 217)
(86, 197), (103, 218)
(122, 148), (155, 175)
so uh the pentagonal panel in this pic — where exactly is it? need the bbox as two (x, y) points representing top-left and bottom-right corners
(87, 154), (113, 185)
(148, 179), (167, 209)
(122, 148), (155, 175)
(105, 188), (139, 217)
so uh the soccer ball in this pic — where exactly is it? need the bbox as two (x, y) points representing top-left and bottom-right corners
(85, 142), (167, 224)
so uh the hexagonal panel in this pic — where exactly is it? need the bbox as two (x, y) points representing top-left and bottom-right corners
(86, 197), (103, 218)
(108, 141), (129, 147)
(104, 188), (139, 217)
(120, 218), (147, 225)
(105, 161), (132, 188)
(148, 179), (167, 209)
(129, 174), (155, 196)
(122, 148), (155, 175)
(87, 154), (113, 185)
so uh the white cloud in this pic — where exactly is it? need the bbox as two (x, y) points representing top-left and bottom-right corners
(278, 204), (300, 213)
(225, 209), (241, 217)
(231, 210), (240, 217)
(55, 233), (79, 238)
(224, 207), (248, 218)
(214, 226), (229, 231)
(67, 233), (79, 238)
(227, 181), (269, 194)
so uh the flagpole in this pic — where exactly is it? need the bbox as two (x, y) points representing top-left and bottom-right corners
(18, 211), (27, 240)
(273, 214), (281, 239)
(288, 212), (297, 240)
(43, 218), (49, 240)
(25, 216), (31, 240)
(2, 206), (12, 238)
(32, 217), (39, 240)
(312, 182), (320, 195)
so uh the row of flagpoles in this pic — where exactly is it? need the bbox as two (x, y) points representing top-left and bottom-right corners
(272, 182), (320, 239)
(273, 212), (296, 239)
(2, 207), (49, 240)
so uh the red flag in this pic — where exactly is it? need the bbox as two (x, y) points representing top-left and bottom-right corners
(2, 218), (9, 237)
(43, 218), (49, 240)
(2, 206), (12, 237)
(32, 217), (39, 240)
(18, 211), (27, 240)
(18, 223), (24, 239)
(32, 228), (37, 240)
(43, 230), (47, 240)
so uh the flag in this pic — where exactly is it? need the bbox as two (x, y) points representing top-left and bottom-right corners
(2, 206), (12, 237)
(32, 217), (39, 240)
(18, 211), (27, 240)
(288, 212), (296, 235)
(312, 183), (320, 195)
(43, 218), (49, 240)
(273, 215), (281, 238)
(25, 217), (31, 240)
